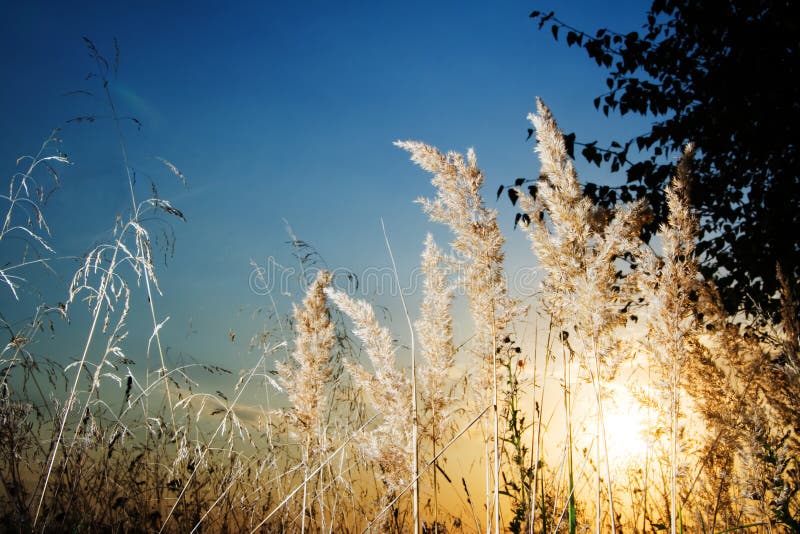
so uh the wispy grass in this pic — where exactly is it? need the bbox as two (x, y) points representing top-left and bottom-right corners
(2, 45), (799, 533)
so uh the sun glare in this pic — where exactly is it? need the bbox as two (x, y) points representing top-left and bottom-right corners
(603, 389), (650, 468)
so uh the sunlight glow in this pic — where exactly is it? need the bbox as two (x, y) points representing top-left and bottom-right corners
(603, 388), (649, 469)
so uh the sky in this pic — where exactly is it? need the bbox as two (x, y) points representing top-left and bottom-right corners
(0, 0), (654, 387)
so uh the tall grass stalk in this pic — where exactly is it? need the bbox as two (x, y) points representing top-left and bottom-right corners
(34, 40), (185, 529)
(381, 219), (420, 534)
(519, 98), (648, 533)
(396, 140), (520, 533)
(0, 130), (64, 299)
(416, 233), (456, 533)
(633, 144), (699, 534)
(277, 269), (336, 532)
(160, 342), (284, 532)
(87, 37), (178, 435)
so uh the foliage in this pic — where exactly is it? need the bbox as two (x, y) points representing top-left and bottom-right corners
(526, 0), (800, 321)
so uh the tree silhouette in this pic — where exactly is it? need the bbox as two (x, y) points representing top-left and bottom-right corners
(524, 0), (799, 321)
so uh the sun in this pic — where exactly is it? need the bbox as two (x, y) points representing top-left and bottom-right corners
(602, 388), (650, 469)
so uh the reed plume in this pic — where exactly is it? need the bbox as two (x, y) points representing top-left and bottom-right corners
(396, 139), (520, 534)
(324, 288), (413, 494)
(415, 233), (457, 531)
(395, 141), (519, 396)
(519, 98), (647, 363)
(519, 98), (650, 533)
(638, 146), (693, 532)
(416, 233), (457, 444)
(278, 270), (335, 455)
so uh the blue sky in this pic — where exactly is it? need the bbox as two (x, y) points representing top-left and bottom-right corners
(1, 1), (653, 379)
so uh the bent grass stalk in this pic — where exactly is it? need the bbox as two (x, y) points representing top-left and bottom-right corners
(0, 130), (65, 298)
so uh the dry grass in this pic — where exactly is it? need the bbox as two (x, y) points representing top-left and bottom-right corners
(1, 45), (798, 534)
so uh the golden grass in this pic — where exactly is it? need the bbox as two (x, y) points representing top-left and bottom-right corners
(1, 46), (798, 533)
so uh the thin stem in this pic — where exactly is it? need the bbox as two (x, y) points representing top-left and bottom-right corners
(248, 412), (379, 534)
(380, 219), (419, 534)
(363, 406), (490, 534)
(563, 341), (577, 534)
(671, 351), (679, 534)
(531, 318), (552, 534)
(98, 59), (177, 434)
(492, 302), (500, 534)
(301, 456), (308, 534)
(591, 336), (616, 534)
(33, 243), (121, 529)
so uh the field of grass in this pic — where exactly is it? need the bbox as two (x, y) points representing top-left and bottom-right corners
(1, 43), (798, 533)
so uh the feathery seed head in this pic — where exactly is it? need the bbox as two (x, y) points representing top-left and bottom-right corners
(397, 140), (521, 401)
(325, 287), (413, 491)
(521, 99), (647, 358)
(416, 234), (457, 440)
(278, 270), (335, 453)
